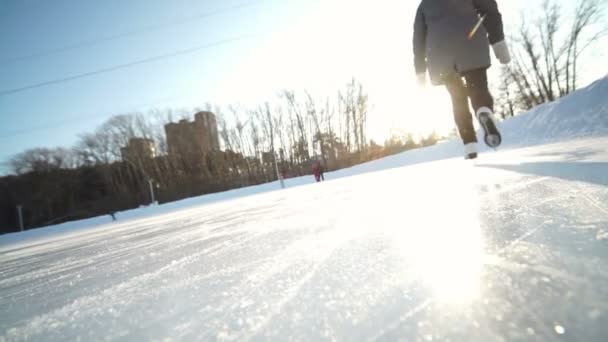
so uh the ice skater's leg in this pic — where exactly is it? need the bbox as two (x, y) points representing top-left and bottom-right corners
(445, 75), (477, 144)
(463, 69), (502, 148)
(462, 68), (493, 113)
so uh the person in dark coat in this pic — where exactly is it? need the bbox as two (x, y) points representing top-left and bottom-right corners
(312, 160), (321, 182)
(413, 0), (511, 159)
(318, 160), (325, 181)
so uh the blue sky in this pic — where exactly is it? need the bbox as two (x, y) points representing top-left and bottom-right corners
(0, 0), (307, 169)
(0, 0), (606, 174)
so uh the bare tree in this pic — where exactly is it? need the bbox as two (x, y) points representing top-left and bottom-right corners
(75, 129), (113, 165)
(502, 0), (605, 111)
(282, 90), (309, 162)
(9, 148), (79, 174)
(356, 83), (368, 151)
(339, 79), (368, 153)
(305, 91), (322, 158)
(496, 69), (516, 119)
(565, 0), (605, 91)
(272, 105), (289, 163)
(216, 113), (233, 152)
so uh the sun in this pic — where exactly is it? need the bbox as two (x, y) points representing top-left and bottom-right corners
(213, 0), (457, 142)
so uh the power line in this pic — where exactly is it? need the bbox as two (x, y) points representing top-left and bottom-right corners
(0, 115), (106, 140)
(0, 93), (197, 140)
(0, 33), (260, 97)
(0, 0), (265, 66)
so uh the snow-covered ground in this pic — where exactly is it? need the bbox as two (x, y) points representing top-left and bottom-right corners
(1, 76), (607, 341)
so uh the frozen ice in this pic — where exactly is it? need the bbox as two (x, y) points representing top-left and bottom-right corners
(1, 77), (608, 341)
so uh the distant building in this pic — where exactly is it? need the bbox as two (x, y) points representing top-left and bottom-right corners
(120, 138), (156, 161)
(164, 111), (220, 157)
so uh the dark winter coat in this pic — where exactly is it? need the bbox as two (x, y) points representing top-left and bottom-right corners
(413, 0), (505, 85)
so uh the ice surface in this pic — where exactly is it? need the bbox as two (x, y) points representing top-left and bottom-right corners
(1, 77), (608, 341)
(1, 138), (607, 341)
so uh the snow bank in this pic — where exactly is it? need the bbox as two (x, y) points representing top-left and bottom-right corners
(501, 75), (608, 146)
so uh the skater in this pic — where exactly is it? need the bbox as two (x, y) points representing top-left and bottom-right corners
(312, 159), (324, 182)
(413, 0), (511, 159)
(318, 161), (325, 181)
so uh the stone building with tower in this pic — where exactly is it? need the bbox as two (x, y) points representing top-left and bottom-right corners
(120, 137), (156, 161)
(164, 111), (220, 158)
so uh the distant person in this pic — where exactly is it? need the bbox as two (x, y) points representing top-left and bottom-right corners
(109, 211), (116, 221)
(312, 159), (324, 182)
(413, 0), (511, 159)
(319, 161), (325, 181)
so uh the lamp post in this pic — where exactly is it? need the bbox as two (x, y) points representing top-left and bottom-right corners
(17, 205), (24, 231)
(124, 157), (157, 205)
(148, 179), (157, 205)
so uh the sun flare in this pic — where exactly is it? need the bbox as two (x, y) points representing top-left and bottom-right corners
(387, 163), (485, 304)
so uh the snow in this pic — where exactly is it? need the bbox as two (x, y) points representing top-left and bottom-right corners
(1, 76), (608, 341)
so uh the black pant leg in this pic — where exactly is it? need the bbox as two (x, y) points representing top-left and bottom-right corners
(445, 75), (477, 144)
(462, 69), (494, 114)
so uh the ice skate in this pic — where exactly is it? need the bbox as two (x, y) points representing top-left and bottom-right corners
(464, 142), (478, 160)
(476, 107), (502, 148)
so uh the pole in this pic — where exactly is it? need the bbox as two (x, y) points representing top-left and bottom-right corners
(17, 205), (24, 232)
(148, 179), (156, 205)
(274, 150), (285, 189)
(267, 103), (285, 189)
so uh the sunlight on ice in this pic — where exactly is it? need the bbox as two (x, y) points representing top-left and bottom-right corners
(387, 163), (485, 304)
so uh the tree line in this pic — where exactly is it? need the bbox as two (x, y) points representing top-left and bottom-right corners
(0, 79), (442, 234)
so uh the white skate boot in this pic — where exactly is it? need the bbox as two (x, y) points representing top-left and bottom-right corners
(464, 142), (478, 160)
